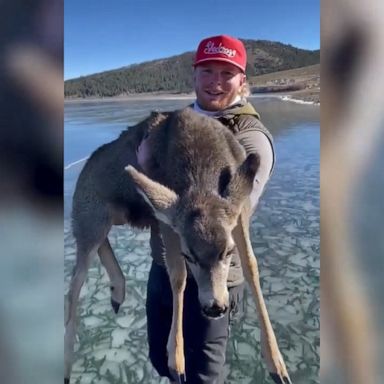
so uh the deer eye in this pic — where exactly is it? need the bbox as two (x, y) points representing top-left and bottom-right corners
(220, 246), (236, 260)
(181, 252), (196, 264)
(227, 246), (236, 256)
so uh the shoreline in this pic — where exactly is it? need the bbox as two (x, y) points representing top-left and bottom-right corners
(64, 92), (196, 103)
(65, 91), (320, 106)
(277, 95), (320, 106)
(248, 91), (320, 106)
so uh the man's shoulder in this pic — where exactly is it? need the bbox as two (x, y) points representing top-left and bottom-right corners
(221, 101), (260, 119)
(216, 102), (262, 133)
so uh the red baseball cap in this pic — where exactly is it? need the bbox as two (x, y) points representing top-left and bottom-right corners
(193, 35), (247, 73)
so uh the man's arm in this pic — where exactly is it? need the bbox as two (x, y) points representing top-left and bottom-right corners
(235, 118), (274, 211)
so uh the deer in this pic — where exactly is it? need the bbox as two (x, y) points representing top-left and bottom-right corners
(64, 107), (292, 384)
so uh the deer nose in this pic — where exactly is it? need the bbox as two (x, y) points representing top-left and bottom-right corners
(202, 302), (228, 318)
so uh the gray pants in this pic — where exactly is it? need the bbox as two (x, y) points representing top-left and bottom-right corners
(146, 262), (244, 384)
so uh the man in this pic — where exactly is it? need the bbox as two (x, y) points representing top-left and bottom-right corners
(143, 35), (275, 384)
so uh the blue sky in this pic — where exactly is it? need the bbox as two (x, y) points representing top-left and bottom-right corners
(64, 0), (320, 80)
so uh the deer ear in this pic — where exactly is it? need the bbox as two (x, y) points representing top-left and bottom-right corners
(223, 153), (260, 206)
(125, 165), (178, 225)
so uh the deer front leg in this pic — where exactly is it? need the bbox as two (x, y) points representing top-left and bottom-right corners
(233, 210), (292, 384)
(160, 223), (187, 384)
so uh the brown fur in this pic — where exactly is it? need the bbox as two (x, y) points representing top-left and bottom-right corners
(65, 107), (291, 384)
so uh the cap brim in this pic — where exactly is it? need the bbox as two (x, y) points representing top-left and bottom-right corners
(193, 57), (245, 73)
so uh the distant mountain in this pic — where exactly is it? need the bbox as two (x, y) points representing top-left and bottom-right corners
(64, 40), (320, 98)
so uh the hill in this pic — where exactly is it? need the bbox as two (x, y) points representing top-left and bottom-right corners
(64, 40), (319, 98)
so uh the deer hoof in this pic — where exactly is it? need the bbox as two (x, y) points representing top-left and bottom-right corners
(269, 372), (293, 384)
(110, 298), (120, 314)
(64, 378), (70, 384)
(169, 368), (186, 384)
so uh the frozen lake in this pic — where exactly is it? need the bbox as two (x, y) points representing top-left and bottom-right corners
(64, 97), (320, 384)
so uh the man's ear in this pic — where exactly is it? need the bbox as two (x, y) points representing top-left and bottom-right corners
(240, 73), (246, 86)
(193, 70), (197, 86)
(125, 165), (178, 225)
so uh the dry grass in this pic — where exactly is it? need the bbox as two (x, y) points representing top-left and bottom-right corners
(248, 64), (320, 104)
(249, 64), (319, 85)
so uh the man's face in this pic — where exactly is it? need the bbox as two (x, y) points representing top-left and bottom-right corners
(194, 62), (246, 111)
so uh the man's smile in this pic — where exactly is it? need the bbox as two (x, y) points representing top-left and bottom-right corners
(205, 90), (224, 96)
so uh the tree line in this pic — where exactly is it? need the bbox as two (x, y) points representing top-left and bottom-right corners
(65, 40), (320, 98)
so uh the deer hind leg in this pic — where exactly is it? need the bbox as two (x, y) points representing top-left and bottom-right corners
(159, 223), (187, 384)
(65, 207), (111, 384)
(64, 243), (98, 384)
(98, 238), (125, 314)
(233, 210), (292, 384)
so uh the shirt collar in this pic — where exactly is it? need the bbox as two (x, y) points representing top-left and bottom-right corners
(193, 95), (243, 116)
